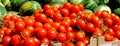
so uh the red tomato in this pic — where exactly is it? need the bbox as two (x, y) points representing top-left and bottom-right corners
(61, 20), (70, 28)
(53, 13), (62, 22)
(63, 2), (72, 10)
(69, 13), (77, 19)
(112, 24), (120, 32)
(23, 18), (35, 26)
(115, 30), (120, 39)
(56, 32), (66, 43)
(15, 21), (25, 32)
(66, 26), (74, 32)
(90, 15), (99, 24)
(45, 9), (54, 17)
(86, 23), (95, 32)
(19, 40), (24, 46)
(26, 26), (34, 33)
(71, 5), (80, 13)
(104, 18), (113, 27)
(33, 37), (40, 46)
(70, 19), (77, 26)
(112, 15), (119, 24)
(40, 38), (50, 45)
(57, 25), (66, 33)
(4, 28), (12, 36)
(76, 19), (86, 30)
(65, 42), (74, 46)
(44, 4), (51, 10)
(21, 29), (31, 38)
(11, 15), (17, 22)
(103, 33), (113, 41)
(76, 41), (86, 46)
(43, 23), (52, 31)
(11, 34), (21, 46)
(93, 28), (102, 36)
(35, 13), (47, 23)
(75, 31), (85, 41)
(4, 15), (10, 20)
(66, 32), (75, 40)
(2, 36), (11, 46)
(77, 4), (84, 11)
(24, 37), (36, 46)
(47, 27), (57, 40)
(8, 20), (15, 28)
(61, 8), (69, 17)
(94, 10), (101, 17)
(36, 28), (47, 39)
(33, 22), (43, 28)
(101, 11), (109, 18)
(83, 39), (89, 45)
(0, 44), (3, 46)
(51, 6), (59, 12)
(46, 18), (53, 23)
(106, 28), (115, 36)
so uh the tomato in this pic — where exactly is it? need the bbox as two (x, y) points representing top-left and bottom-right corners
(71, 5), (80, 13)
(45, 9), (54, 17)
(66, 26), (74, 32)
(111, 15), (119, 24)
(57, 25), (66, 33)
(24, 37), (35, 46)
(51, 6), (59, 12)
(34, 22), (43, 28)
(63, 2), (72, 10)
(104, 18), (113, 27)
(56, 32), (66, 43)
(40, 38), (50, 45)
(90, 16), (99, 24)
(65, 42), (74, 46)
(15, 17), (22, 22)
(69, 13), (77, 19)
(76, 19), (86, 30)
(75, 31), (85, 41)
(103, 33), (113, 41)
(101, 11), (109, 18)
(8, 20), (15, 28)
(21, 29), (31, 38)
(94, 10), (101, 18)
(0, 44), (3, 46)
(53, 13), (62, 22)
(15, 21), (25, 32)
(36, 28), (47, 39)
(106, 28), (115, 36)
(115, 30), (120, 39)
(26, 26), (34, 33)
(83, 39), (89, 45)
(94, 20), (103, 28)
(11, 34), (21, 46)
(4, 15), (10, 20)
(63, 17), (71, 24)
(23, 18), (35, 26)
(76, 41), (86, 46)
(47, 27), (57, 40)
(61, 8), (69, 17)
(10, 15), (17, 22)
(61, 20), (70, 28)
(43, 23), (52, 31)
(35, 13), (47, 23)
(33, 37), (40, 46)
(77, 4), (84, 11)
(86, 23), (95, 32)
(112, 24), (120, 32)
(4, 28), (12, 36)
(46, 18), (53, 23)
(52, 22), (60, 29)
(70, 19), (77, 26)
(19, 40), (24, 46)
(66, 32), (75, 40)
(44, 4), (51, 10)
(2, 36), (11, 46)
(93, 28), (102, 36)
(78, 11), (85, 19)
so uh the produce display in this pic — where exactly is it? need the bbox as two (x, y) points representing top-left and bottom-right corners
(0, 0), (120, 46)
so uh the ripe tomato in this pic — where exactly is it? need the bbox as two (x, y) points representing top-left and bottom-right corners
(83, 39), (89, 45)
(76, 19), (86, 30)
(75, 31), (85, 41)
(61, 20), (70, 28)
(19, 40), (24, 46)
(93, 28), (102, 36)
(35, 13), (47, 23)
(40, 38), (50, 45)
(21, 29), (31, 38)
(115, 30), (120, 39)
(11, 15), (17, 22)
(45, 9), (54, 17)
(51, 22), (60, 29)
(94, 10), (101, 17)
(103, 33), (113, 41)
(11, 34), (21, 46)
(34, 22), (43, 28)
(104, 18), (113, 27)
(66, 26), (74, 32)
(61, 8), (69, 17)
(71, 5), (80, 13)
(43, 23), (52, 31)
(46, 18), (53, 23)
(66, 32), (75, 40)
(53, 13), (62, 22)
(4, 15), (10, 20)
(106, 28), (115, 36)
(86, 23), (95, 32)
(36, 28), (47, 39)
(70, 19), (77, 26)
(23, 18), (35, 26)
(51, 6), (59, 12)
(8, 20), (15, 28)
(0, 44), (3, 46)
(33, 37), (40, 46)
(112, 15), (119, 24)
(4, 28), (12, 36)
(47, 27), (57, 40)
(2, 36), (11, 46)
(15, 21), (25, 32)
(44, 4), (51, 10)
(90, 15), (99, 24)
(56, 32), (66, 43)
(26, 26), (34, 33)
(112, 24), (120, 31)
(76, 41), (86, 46)
(24, 37), (36, 46)
(63, 2), (72, 10)
(77, 4), (84, 11)
(101, 11), (109, 18)
(57, 25), (66, 33)
(69, 13), (77, 19)
(65, 42), (74, 46)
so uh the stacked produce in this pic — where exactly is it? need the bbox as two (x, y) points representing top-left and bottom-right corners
(0, 1), (120, 46)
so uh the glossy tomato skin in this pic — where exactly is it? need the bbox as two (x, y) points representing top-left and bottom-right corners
(86, 23), (95, 32)
(61, 8), (69, 17)
(23, 18), (35, 26)
(35, 13), (47, 23)
(115, 30), (120, 39)
(77, 4), (84, 11)
(11, 34), (21, 46)
(33, 37), (40, 46)
(76, 19), (86, 30)
(43, 23), (52, 31)
(63, 2), (72, 10)
(56, 32), (66, 43)
(103, 33), (113, 41)
(53, 13), (62, 22)
(36, 27), (47, 39)
(40, 38), (50, 45)
(106, 28), (115, 36)
(47, 27), (57, 40)
(24, 38), (36, 46)
(65, 42), (74, 46)
(75, 31), (85, 41)
(71, 5), (80, 13)
(33, 22), (43, 28)
(104, 18), (113, 27)
(76, 41), (86, 46)
(57, 25), (66, 33)
(21, 29), (31, 38)
(66, 32), (75, 40)
(4, 28), (13, 36)
(15, 21), (25, 32)
(45, 9), (54, 17)
(2, 36), (11, 46)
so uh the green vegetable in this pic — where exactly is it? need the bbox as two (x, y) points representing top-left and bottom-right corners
(1, 0), (10, 6)
(70, 0), (83, 4)
(50, 0), (67, 7)
(96, 0), (109, 4)
(11, 0), (28, 11)
(93, 5), (111, 13)
(5, 1), (12, 11)
(84, 0), (98, 10)
(113, 8), (120, 15)
(0, 5), (7, 22)
(19, 1), (41, 16)
(0, 2), (4, 7)
(83, 9), (93, 13)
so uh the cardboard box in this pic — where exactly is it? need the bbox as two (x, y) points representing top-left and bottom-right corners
(87, 36), (98, 46)
(97, 36), (120, 46)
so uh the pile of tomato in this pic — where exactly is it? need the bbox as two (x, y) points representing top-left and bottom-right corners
(0, 2), (120, 46)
